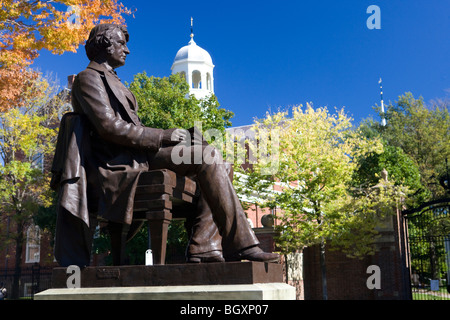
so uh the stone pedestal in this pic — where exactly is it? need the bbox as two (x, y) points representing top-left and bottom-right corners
(35, 283), (295, 300)
(35, 262), (296, 300)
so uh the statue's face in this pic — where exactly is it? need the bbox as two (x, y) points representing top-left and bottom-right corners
(107, 29), (129, 69)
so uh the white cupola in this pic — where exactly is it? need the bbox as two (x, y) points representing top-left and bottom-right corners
(171, 19), (214, 100)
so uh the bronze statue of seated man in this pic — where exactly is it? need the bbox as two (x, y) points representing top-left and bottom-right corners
(51, 23), (279, 266)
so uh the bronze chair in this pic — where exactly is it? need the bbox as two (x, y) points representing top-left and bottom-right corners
(131, 169), (198, 265)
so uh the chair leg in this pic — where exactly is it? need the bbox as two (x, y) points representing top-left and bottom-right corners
(147, 218), (171, 265)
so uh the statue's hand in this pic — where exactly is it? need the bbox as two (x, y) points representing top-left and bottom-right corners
(162, 128), (188, 146)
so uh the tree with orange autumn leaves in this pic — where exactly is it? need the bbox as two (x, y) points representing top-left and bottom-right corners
(0, 0), (134, 111)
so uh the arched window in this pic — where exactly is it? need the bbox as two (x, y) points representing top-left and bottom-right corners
(192, 70), (201, 89)
(206, 72), (212, 90)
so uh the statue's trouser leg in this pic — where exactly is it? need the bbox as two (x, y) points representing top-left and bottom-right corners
(196, 160), (259, 256)
(149, 145), (259, 257)
(185, 193), (223, 255)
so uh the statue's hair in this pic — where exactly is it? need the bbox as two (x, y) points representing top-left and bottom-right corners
(85, 24), (129, 61)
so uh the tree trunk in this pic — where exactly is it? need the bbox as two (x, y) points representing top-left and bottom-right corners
(11, 222), (24, 300)
(319, 240), (328, 300)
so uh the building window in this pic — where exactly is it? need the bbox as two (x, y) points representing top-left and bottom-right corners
(192, 70), (201, 89)
(25, 225), (40, 263)
(206, 72), (211, 90)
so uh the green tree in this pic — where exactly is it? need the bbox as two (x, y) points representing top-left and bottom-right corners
(128, 72), (233, 132)
(352, 143), (426, 207)
(234, 104), (408, 299)
(0, 72), (64, 298)
(372, 93), (450, 199)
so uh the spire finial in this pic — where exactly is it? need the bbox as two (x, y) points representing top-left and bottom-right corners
(190, 17), (194, 39)
(379, 77), (386, 126)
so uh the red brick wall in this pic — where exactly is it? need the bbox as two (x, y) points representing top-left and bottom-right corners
(303, 210), (412, 300)
(303, 245), (375, 300)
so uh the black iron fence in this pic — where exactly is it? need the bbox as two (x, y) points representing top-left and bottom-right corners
(409, 234), (450, 300)
(406, 204), (450, 300)
(0, 264), (53, 299)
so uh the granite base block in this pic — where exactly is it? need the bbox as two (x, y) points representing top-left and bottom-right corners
(35, 283), (296, 300)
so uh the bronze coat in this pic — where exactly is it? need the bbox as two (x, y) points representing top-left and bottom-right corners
(55, 61), (164, 225)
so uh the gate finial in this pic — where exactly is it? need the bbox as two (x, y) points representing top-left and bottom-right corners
(381, 168), (388, 182)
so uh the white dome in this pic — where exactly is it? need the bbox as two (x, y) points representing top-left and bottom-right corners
(171, 33), (215, 100)
(173, 38), (213, 67)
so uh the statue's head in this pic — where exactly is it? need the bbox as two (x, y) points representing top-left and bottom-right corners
(85, 24), (130, 69)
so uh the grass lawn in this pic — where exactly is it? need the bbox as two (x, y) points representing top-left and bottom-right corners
(412, 287), (450, 300)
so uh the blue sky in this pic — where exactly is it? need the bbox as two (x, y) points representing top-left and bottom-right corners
(33, 0), (450, 127)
